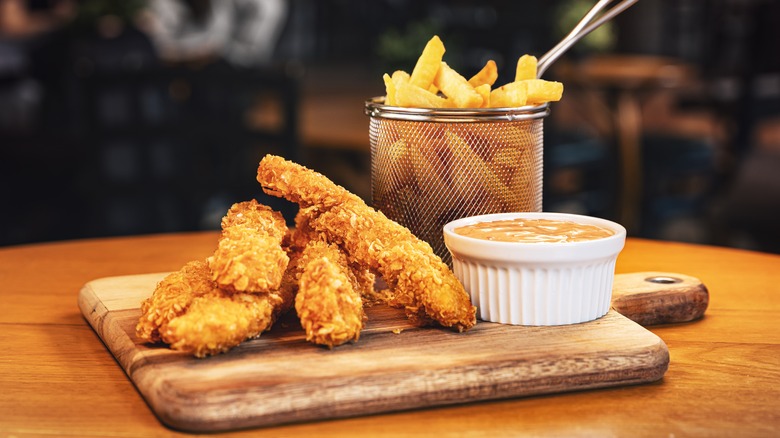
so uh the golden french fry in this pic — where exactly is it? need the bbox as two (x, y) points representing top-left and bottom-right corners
(410, 136), (449, 196)
(509, 149), (540, 211)
(392, 69), (410, 85)
(445, 131), (512, 207)
(386, 138), (410, 183)
(383, 35), (562, 108)
(373, 137), (409, 193)
(468, 60), (498, 87)
(410, 35), (446, 89)
(434, 62), (483, 108)
(515, 54), (538, 81)
(489, 81), (528, 108)
(474, 83), (491, 108)
(386, 70), (412, 106)
(492, 144), (526, 169)
(444, 131), (476, 198)
(373, 137), (415, 221)
(395, 81), (451, 108)
(484, 124), (526, 147)
(383, 73), (396, 105)
(407, 132), (453, 244)
(525, 79), (564, 104)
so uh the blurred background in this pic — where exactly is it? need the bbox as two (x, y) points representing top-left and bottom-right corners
(1, 0), (779, 253)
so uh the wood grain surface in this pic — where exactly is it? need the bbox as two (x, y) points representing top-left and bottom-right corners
(4, 234), (779, 437)
(79, 273), (669, 432)
(612, 271), (709, 325)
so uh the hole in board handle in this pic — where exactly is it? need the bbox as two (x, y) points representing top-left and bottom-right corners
(645, 276), (682, 284)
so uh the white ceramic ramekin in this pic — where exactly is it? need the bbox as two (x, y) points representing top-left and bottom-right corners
(443, 212), (627, 326)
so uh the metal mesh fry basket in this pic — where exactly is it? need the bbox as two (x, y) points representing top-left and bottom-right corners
(365, 98), (549, 266)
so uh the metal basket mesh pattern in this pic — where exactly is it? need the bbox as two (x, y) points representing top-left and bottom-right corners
(369, 117), (544, 265)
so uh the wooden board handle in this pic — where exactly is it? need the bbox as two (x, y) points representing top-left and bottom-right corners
(611, 271), (709, 326)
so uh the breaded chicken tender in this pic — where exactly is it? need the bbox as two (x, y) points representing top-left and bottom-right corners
(257, 156), (362, 209)
(208, 200), (290, 293)
(257, 155), (476, 331)
(136, 260), (216, 343)
(165, 286), (294, 357)
(136, 259), (296, 357)
(295, 240), (365, 347)
(293, 206), (379, 304)
(310, 203), (474, 329)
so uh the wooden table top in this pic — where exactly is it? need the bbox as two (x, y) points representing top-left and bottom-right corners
(1, 232), (778, 437)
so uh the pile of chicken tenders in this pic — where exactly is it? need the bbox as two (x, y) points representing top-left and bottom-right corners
(136, 155), (477, 357)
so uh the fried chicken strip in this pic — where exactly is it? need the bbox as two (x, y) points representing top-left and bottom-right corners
(136, 260), (216, 343)
(295, 240), (365, 347)
(136, 259), (296, 357)
(164, 285), (294, 357)
(208, 200), (289, 293)
(257, 155), (476, 331)
(293, 206), (379, 303)
(256, 156), (362, 209)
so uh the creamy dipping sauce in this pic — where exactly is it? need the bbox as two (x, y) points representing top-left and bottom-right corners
(454, 218), (614, 243)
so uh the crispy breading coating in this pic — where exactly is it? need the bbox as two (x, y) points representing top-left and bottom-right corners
(295, 240), (365, 348)
(256, 155), (476, 331)
(256, 155), (363, 209)
(136, 260), (216, 343)
(136, 259), (297, 357)
(208, 200), (290, 293)
(350, 260), (381, 306)
(289, 206), (321, 251)
(310, 203), (474, 329)
(164, 287), (293, 357)
(293, 206), (379, 304)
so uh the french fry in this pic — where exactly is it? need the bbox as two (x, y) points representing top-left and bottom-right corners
(382, 37), (562, 108)
(525, 79), (564, 104)
(492, 144), (526, 170)
(515, 55), (538, 81)
(474, 84), (491, 108)
(483, 124), (526, 152)
(410, 35), (446, 89)
(372, 136), (405, 194)
(387, 139), (411, 185)
(445, 131), (512, 207)
(407, 135), (453, 244)
(444, 131), (476, 198)
(509, 150), (540, 211)
(392, 69), (410, 85)
(410, 136), (449, 197)
(468, 60), (498, 87)
(382, 73), (396, 105)
(434, 62), (483, 108)
(489, 81), (528, 108)
(395, 81), (451, 108)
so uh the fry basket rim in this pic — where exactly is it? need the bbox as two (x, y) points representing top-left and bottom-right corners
(364, 97), (550, 123)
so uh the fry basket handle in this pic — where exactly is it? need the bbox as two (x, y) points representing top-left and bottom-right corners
(537, 0), (638, 78)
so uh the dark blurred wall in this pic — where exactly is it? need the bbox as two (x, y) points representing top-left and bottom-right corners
(2, 0), (778, 252)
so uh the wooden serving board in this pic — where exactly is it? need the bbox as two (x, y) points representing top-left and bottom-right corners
(78, 272), (705, 432)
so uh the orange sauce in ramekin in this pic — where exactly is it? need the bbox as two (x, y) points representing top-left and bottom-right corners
(453, 218), (614, 243)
